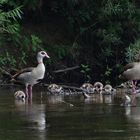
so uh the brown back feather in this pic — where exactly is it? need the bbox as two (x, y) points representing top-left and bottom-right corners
(12, 67), (34, 79)
(123, 62), (137, 71)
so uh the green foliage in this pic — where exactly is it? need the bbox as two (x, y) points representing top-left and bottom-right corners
(0, 1), (22, 47)
(102, 0), (135, 18)
(17, 34), (43, 66)
(0, 1), (44, 68)
(125, 39), (140, 62)
(0, 6), (22, 34)
(6, 0), (40, 11)
(0, 0), (140, 84)
(31, 34), (42, 52)
(67, 0), (140, 84)
(103, 66), (113, 84)
(50, 45), (70, 60)
(80, 64), (91, 82)
(0, 1), (23, 68)
(0, 52), (16, 68)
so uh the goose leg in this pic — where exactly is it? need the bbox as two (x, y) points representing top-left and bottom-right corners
(130, 80), (137, 106)
(132, 80), (137, 93)
(28, 85), (32, 100)
(25, 84), (29, 98)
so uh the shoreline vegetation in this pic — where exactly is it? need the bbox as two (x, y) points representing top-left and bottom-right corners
(0, 0), (140, 86)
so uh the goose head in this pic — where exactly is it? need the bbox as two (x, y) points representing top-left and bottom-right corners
(80, 83), (95, 93)
(103, 84), (113, 94)
(48, 84), (63, 94)
(37, 51), (50, 63)
(14, 90), (26, 101)
(94, 82), (103, 94)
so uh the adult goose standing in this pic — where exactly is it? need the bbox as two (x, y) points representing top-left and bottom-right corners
(11, 51), (50, 99)
(120, 62), (140, 93)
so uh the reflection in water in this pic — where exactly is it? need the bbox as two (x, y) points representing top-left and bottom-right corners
(102, 94), (113, 104)
(15, 99), (47, 140)
(2, 88), (140, 140)
(83, 93), (114, 104)
(46, 94), (64, 104)
(83, 94), (103, 104)
(125, 106), (131, 117)
(126, 105), (140, 122)
(46, 94), (74, 107)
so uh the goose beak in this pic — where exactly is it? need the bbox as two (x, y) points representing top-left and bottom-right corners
(46, 53), (50, 58)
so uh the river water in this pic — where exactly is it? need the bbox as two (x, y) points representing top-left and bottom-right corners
(0, 86), (140, 140)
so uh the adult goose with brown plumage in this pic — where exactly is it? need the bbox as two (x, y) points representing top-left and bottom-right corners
(11, 51), (50, 100)
(120, 62), (140, 93)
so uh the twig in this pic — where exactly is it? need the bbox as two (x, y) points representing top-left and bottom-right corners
(53, 66), (80, 73)
(56, 99), (74, 107)
(43, 83), (82, 91)
(61, 85), (82, 91)
(0, 67), (12, 77)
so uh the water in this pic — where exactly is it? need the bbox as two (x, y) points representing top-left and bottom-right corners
(0, 86), (140, 140)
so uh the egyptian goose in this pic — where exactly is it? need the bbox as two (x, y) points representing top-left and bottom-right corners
(48, 84), (63, 94)
(120, 62), (140, 93)
(14, 90), (26, 101)
(82, 82), (103, 99)
(12, 51), (50, 99)
(102, 84), (116, 95)
(80, 83), (95, 93)
(121, 94), (131, 106)
(94, 82), (103, 94)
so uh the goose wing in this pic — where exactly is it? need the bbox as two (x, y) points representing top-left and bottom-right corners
(12, 67), (34, 79)
(123, 62), (137, 71)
